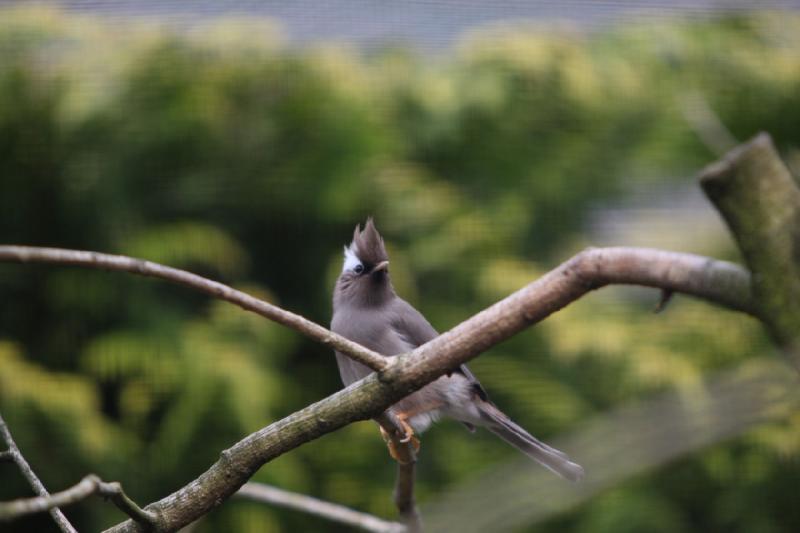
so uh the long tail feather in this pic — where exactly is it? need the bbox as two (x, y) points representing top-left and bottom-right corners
(480, 403), (584, 482)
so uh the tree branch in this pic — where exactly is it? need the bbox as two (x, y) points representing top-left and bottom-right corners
(393, 457), (419, 532)
(376, 413), (421, 532)
(699, 132), (800, 357)
(94, 479), (158, 528)
(0, 476), (95, 523)
(0, 246), (388, 372)
(380, 247), (755, 393)
(236, 482), (403, 533)
(0, 474), (156, 528)
(0, 413), (76, 533)
(63, 245), (751, 532)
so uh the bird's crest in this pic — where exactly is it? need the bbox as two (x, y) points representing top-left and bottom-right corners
(347, 217), (388, 267)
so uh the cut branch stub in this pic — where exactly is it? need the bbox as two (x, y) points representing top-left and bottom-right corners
(699, 132), (800, 356)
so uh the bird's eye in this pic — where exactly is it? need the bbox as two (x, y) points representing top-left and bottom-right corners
(354, 264), (365, 274)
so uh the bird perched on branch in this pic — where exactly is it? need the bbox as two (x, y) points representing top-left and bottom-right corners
(331, 218), (584, 482)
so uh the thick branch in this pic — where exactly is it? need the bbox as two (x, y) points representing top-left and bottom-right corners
(0, 474), (155, 528)
(699, 132), (800, 353)
(104, 376), (396, 532)
(0, 413), (76, 532)
(381, 247), (755, 391)
(88, 246), (752, 532)
(0, 246), (388, 372)
(236, 482), (403, 533)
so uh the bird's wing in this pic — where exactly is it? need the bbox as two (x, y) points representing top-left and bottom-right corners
(392, 298), (489, 402)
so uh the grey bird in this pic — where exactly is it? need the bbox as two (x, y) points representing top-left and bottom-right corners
(331, 219), (584, 482)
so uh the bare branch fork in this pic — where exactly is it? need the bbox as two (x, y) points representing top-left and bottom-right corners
(0, 243), (754, 532)
(0, 474), (156, 527)
(0, 413), (77, 532)
(0, 414), (154, 529)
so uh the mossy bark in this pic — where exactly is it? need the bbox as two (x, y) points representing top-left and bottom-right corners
(700, 132), (800, 360)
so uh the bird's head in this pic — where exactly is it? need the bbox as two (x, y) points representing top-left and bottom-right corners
(334, 218), (394, 307)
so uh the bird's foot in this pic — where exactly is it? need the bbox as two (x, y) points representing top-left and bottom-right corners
(396, 415), (416, 444)
(384, 435), (421, 463)
(380, 420), (420, 464)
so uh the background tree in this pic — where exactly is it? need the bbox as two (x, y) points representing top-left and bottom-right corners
(1, 6), (800, 532)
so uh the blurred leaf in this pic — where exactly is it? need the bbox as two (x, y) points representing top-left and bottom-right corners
(0, 341), (129, 460)
(120, 222), (249, 277)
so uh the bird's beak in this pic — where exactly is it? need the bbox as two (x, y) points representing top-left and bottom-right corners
(372, 261), (390, 273)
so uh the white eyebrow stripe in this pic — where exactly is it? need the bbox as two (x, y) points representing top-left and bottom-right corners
(342, 245), (362, 272)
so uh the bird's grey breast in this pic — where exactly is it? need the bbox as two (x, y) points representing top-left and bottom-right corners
(331, 304), (414, 385)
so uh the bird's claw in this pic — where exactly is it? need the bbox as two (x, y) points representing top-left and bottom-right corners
(397, 416), (415, 443)
(384, 435), (420, 463)
(380, 419), (420, 463)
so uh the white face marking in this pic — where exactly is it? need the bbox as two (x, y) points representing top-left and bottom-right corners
(342, 245), (363, 273)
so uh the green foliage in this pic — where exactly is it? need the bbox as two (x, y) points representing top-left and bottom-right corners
(1, 6), (799, 532)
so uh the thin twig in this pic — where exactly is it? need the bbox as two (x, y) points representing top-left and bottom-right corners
(236, 482), (404, 533)
(0, 246), (388, 372)
(94, 479), (159, 528)
(0, 413), (76, 532)
(0, 475), (95, 522)
(678, 90), (738, 156)
(0, 473), (157, 527)
(0, 450), (13, 462)
(654, 289), (674, 313)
